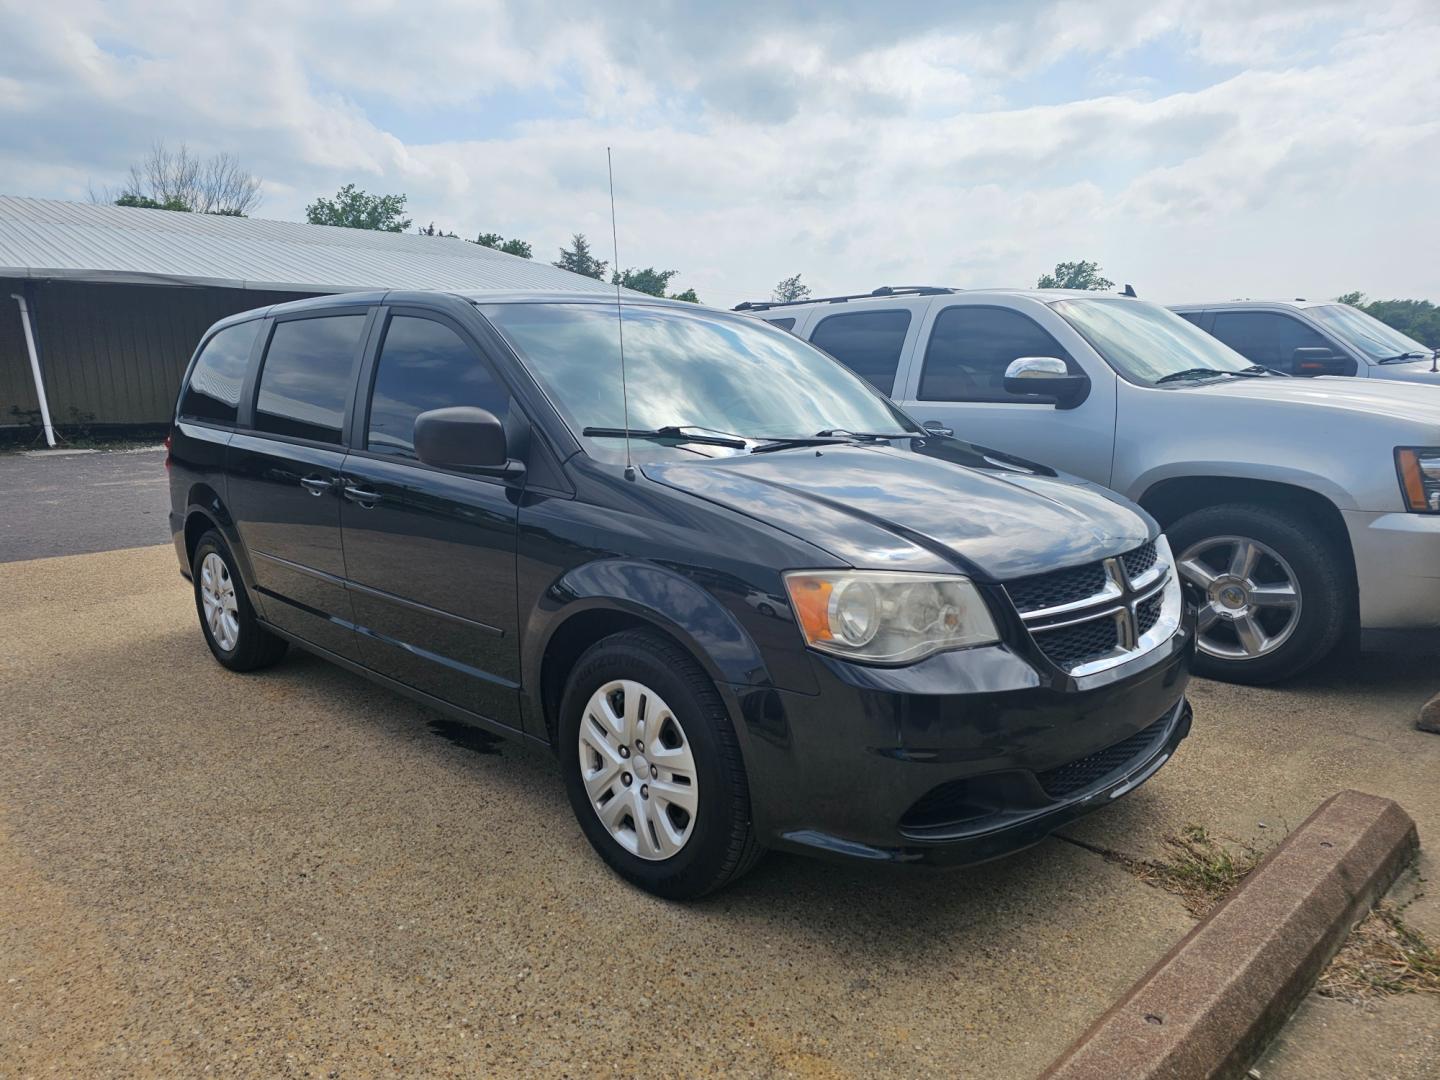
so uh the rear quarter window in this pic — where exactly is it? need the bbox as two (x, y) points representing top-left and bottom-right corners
(179, 321), (261, 424)
(808, 309), (911, 395)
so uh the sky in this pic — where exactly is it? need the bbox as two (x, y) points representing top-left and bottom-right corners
(2, 0), (1438, 309)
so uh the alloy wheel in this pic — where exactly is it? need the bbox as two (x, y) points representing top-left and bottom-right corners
(578, 679), (699, 861)
(1177, 535), (1302, 661)
(199, 552), (241, 652)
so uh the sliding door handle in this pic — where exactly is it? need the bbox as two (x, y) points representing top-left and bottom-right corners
(343, 484), (382, 506)
(299, 475), (334, 496)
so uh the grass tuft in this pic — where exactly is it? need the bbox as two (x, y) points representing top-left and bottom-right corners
(1318, 903), (1440, 1004)
(1132, 824), (1265, 917)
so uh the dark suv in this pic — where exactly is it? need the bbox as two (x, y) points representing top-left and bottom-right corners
(169, 290), (1193, 898)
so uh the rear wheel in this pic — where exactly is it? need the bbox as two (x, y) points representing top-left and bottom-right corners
(559, 629), (761, 899)
(191, 530), (288, 672)
(1168, 503), (1348, 684)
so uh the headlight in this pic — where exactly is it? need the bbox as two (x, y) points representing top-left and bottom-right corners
(1396, 448), (1440, 513)
(782, 570), (1000, 664)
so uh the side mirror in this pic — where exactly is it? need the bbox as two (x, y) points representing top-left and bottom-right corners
(1002, 357), (1091, 410)
(413, 407), (524, 477)
(1291, 347), (1353, 377)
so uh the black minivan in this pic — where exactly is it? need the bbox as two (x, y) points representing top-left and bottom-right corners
(169, 290), (1193, 898)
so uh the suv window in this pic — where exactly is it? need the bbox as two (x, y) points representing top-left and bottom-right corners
(809, 309), (911, 395)
(920, 306), (1073, 402)
(1174, 311), (1206, 328)
(1208, 312), (1332, 373)
(366, 316), (510, 459)
(180, 321), (260, 423)
(765, 317), (796, 332)
(254, 314), (367, 444)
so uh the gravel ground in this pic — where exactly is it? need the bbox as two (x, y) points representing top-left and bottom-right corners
(1, 543), (1435, 1078)
(0, 447), (169, 562)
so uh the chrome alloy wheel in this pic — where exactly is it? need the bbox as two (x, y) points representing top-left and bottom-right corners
(578, 679), (699, 861)
(1177, 535), (1301, 661)
(199, 552), (241, 652)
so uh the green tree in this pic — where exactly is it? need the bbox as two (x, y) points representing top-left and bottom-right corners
(613, 267), (679, 297)
(669, 287), (700, 303)
(474, 232), (533, 258)
(772, 274), (810, 303)
(114, 193), (190, 212)
(417, 222), (459, 238)
(1036, 260), (1114, 291)
(1337, 292), (1440, 349)
(305, 184), (411, 232)
(553, 233), (608, 279)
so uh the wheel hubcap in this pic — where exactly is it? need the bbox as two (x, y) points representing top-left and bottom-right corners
(199, 552), (241, 652)
(1177, 535), (1302, 661)
(578, 679), (698, 861)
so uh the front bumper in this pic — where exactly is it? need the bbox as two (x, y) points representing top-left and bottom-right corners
(1345, 510), (1440, 631)
(727, 624), (1192, 866)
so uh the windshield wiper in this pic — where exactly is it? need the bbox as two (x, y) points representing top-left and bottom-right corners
(582, 425), (749, 449)
(813, 428), (916, 439)
(1378, 352), (1429, 365)
(1235, 365), (1282, 377)
(1155, 367), (1237, 384)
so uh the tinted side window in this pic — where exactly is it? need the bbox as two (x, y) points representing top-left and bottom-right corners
(1175, 311), (1206, 328)
(1209, 312), (1330, 373)
(366, 316), (510, 458)
(254, 315), (367, 444)
(809, 310), (911, 395)
(180, 321), (260, 423)
(766, 317), (796, 332)
(920, 306), (1073, 402)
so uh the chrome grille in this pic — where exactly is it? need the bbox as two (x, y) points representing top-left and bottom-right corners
(1008, 537), (1180, 676)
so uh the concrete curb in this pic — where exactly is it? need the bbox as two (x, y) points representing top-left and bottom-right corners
(1041, 789), (1419, 1080)
(1418, 691), (1440, 734)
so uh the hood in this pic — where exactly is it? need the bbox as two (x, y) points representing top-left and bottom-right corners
(642, 440), (1152, 581)
(1188, 375), (1440, 426)
(1369, 359), (1440, 385)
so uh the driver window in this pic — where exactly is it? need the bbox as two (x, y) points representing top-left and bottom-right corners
(921, 306), (1074, 402)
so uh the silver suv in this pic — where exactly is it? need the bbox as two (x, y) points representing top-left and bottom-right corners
(1171, 300), (1440, 385)
(737, 286), (1440, 684)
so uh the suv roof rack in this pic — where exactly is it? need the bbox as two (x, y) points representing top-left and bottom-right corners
(733, 285), (956, 312)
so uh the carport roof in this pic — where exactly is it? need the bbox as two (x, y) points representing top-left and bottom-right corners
(0, 195), (618, 295)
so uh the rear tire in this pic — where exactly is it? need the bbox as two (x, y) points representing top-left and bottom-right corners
(1168, 503), (1349, 685)
(191, 530), (288, 672)
(559, 629), (761, 899)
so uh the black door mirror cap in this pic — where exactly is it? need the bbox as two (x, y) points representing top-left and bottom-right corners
(1290, 347), (1352, 377)
(1001, 372), (1092, 409)
(413, 406), (523, 476)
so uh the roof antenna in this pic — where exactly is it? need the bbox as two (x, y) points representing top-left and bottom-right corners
(1122, 283), (1137, 298)
(606, 147), (635, 480)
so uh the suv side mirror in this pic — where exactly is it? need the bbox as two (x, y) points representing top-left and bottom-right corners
(1291, 347), (1352, 377)
(413, 407), (524, 477)
(1002, 357), (1091, 409)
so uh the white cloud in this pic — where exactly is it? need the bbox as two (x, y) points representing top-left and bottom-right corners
(1, 0), (1437, 305)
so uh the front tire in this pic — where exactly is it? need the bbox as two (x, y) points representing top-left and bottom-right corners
(191, 530), (288, 672)
(559, 629), (761, 899)
(1168, 503), (1349, 684)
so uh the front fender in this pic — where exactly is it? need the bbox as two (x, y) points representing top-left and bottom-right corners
(1123, 460), (1356, 511)
(523, 558), (782, 694)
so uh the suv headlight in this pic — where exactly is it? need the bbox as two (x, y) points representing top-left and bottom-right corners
(1396, 448), (1440, 513)
(782, 570), (1000, 664)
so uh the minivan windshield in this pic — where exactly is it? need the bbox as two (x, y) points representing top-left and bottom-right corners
(1053, 298), (1254, 386)
(479, 302), (917, 452)
(1305, 304), (1432, 362)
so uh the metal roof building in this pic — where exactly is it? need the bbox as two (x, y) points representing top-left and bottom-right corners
(0, 195), (611, 440)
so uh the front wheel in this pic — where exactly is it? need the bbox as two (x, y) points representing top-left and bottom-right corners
(1168, 503), (1349, 684)
(559, 629), (761, 899)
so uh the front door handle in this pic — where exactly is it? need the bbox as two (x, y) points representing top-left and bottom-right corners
(343, 484), (382, 506)
(300, 475), (334, 496)
(922, 420), (954, 437)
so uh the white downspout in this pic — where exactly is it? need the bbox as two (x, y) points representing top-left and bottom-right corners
(10, 292), (55, 447)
